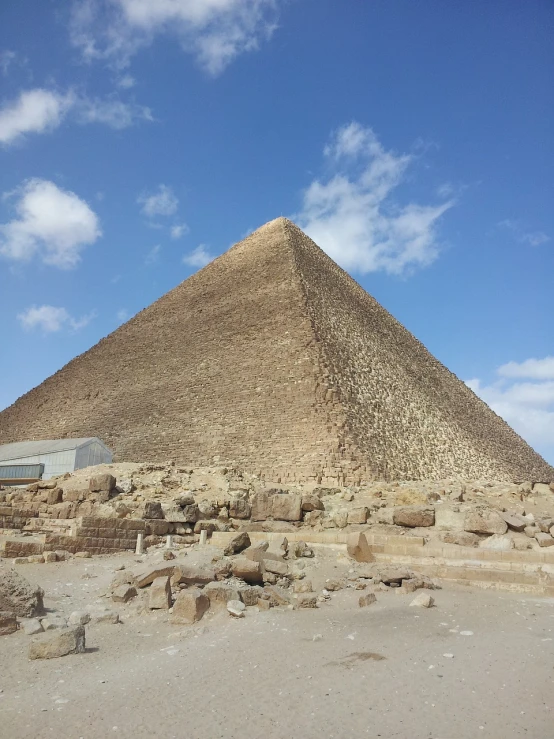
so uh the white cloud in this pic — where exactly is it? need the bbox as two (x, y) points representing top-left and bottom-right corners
(0, 179), (101, 269)
(0, 87), (152, 146)
(70, 0), (280, 75)
(0, 89), (73, 145)
(499, 219), (549, 247)
(116, 308), (129, 322)
(0, 50), (17, 76)
(182, 244), (214, 268)
(144, 243), (161, 264)
(466, 358), (554, 457)
(170, 222), (188, 239)
(296, 122), (454, 275)
(116, 74), (136, 88)
(17, 304), (96, 333)
(138, 184), (178, 217)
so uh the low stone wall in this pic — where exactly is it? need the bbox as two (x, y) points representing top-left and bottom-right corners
(0, 505), (39, 530)
(43, 517), (146, 555)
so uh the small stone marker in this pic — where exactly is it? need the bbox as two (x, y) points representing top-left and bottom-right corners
(199, 530), (208, 546)
(135, 532), (144, 555)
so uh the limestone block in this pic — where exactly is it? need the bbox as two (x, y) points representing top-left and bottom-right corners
(500, 512), (527, 532)
(479, 534), (513, 551)
(271, 494), (302, 522)
(0, 611), (17, 636)
(227, 600), (246, 617)
(409, 593), (434, 608)
(29, 625), (85, 660)
(251, 492), (271, 521)
(170, 588), (209, 625)
(143, 501), (164, 520)
(231, 557), (263, 584)
(203, 582), (241, 609)
(464, 509), (508, 535)
(134, 565), (176, 588)
(359, 593), (376, 607)
(0, 567), (44, 617)
(223, 532), (251, 556)
(434, 505), (465, 531)
(263, 559), (288, 577)
(173, 564), (216, 586)
(535, 533), (554, 547)
(228, 499), (251, 519)
(296, 594), (317, 608)
(149, 576), (172, 609)
(393, 506), (435, 528)
(237, 585), (263, 606)
(89, 474), (116, 493)
(347, 507), (368, 524)
(301, 495), (324, 512)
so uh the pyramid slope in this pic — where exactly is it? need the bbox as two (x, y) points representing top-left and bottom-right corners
(0, 217), (552, 483)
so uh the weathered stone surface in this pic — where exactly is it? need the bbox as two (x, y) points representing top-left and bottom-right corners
(231, 557), (263, 584)
(170, 588), (209, 625)
(237, 584), (263, 606)
(359, 593), (376, 607)
(347, 507), (369, 524)
(0, 611), (17, 635)
(479, 534), (514, 551)
(296, 594), (317, 608)
(441, 531), (481, 547)
(135, 565), (176, 588)
(251, 492), (271, 521)
(263, 559), (288, 577)
(293, 580), (313, 593)
(149, 577), (172, 609)
(537, 518), (554, 534)
(42, 614), (68, 630)
(301, 495), (324, 512)
(87, 606), (120, 624)
(46, 488), (63, 505)
(409, 592), (434, 608)
(464, 509), (508, 535)
(325, 579), (344, 591)
(223, 532), (251, 556)
(346, 533), (374, 563)
(263, 585), (292, 607)
(535, 532), (554, 547)
(0, 566), (44, 617)
(43, 551), (58, 563)
(271, 494), (302, 521)
(29, 625), (85, 660)
(500, 512), (527, 533)
(228, 499), (251, 519)
(143, 501), (164, 520)
(393, 506), (435, 528)
(112, 585), (137, 603)
(204, 582), (241, 609)
(434, 505), (465, 531)
(173, 564), (216, 586)
(22, 618), (43, 635)
(227, 600), (246, 617)
(89, 474), (116, 493)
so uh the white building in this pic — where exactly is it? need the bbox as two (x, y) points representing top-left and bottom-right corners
(0, 438), (113, 481)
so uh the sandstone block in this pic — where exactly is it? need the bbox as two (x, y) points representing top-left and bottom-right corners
(271, 494), (302, 521)
(149, 576), (172, 609)
(464, 509), (508, 535)
(0, 567), (44, 617)
(359, 593), (377, 607)
(231, 557), (263, 584)
(29, 625), (85, 660)
(0, 611), (17, 635)
(393, 506), (435, 528)
(170, 588), (209, 625)
(89, 474), (116, 493)
(223, 531), (251, 556)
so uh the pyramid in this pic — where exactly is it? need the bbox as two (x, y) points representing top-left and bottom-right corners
(0, 218), (552, 484)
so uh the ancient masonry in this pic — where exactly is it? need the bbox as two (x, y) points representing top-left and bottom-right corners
(0, 218), (552, 484)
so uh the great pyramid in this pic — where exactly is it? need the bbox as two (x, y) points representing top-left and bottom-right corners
(1, 218), (552, 484)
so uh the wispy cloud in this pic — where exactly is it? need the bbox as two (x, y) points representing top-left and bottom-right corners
(182, 244), (214, 268)
(116, 308), (129, 322)
(144, 243), (161, 264)
(70, 0), (281, 76)
(0, 87), (152, 146)
(0, 178), (101, 269)
(18, 304), (97, 333)
(138, 184), (178, 218)
(466, 356), (554, 457)
(296, 122), (454, 276)
(0, 50), (18, 76)
(170, 222), (189, 239)
(499, 219), (549, 247)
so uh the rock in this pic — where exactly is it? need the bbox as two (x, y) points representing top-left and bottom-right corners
(479, 534), (514, 551)
(393, 506), (435, 527)
(263, 585), (292, 607)
(346, 532), (374, 562)
(170, 588), (210, 625)
(227, 600), (246, 617)
(0, 566), (44, 617)
(115, 478), (134, 494)
(293, 580), (313, 593)
(22, 618), (43, 635)
(143, 501), (164, 519)
(550, 525), (554, 538)
(46, 488), (63, 505)
(231, 557), (263, 584)
(29, 625), (85, 660)
(359, 593), (377, 607)
(301, 495), (324, 512)
(263, 559), (288, 577)
(87, 606), (120, 624)
(228, 499), (251, 519)
(42, 614), (68, 630)
(535, 532), (554, 547)
(271, 494), (302, 521)
(333, 511), (348, 528)
(43, 552), (58, 563)
(441, 531), (481, 547)
(134, 565), (176, 588)
(524, 525), (540, 538)
(537, 518), (554, 534)
(325, 579), (344, 591)
(0, 611), (17, 635)
(409, 592), (434, 608)
(257, 598), (272, 610)
(112, 585), (137, 603)
(203, 582), (241, 609)
(347, 507), (369, 525)
(172, 564), (216, 586)
(533, 483), (552, 496)
(89, 474), (116, 493)
(296, 594), (317, 608)
(464, 509), (508, 535)
(435, 506), (465, 531)
(75, 551), (91, 558)
(149, 577), (172, 609)
(163, 550), (176, 561)
(237, 584), (263, 606)
(251, 492), (272, 521)
(500, 512), (527, 532)
(68, 611), (91, 626)
(223, 532), (251, 556)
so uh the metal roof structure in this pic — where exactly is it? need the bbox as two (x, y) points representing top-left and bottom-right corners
(0, 438), (110, 463)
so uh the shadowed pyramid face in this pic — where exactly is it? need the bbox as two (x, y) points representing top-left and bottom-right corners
(0, 217), (552, 484)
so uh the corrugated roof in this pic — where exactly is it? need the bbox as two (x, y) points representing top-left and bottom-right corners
(0, 438), (104, 463)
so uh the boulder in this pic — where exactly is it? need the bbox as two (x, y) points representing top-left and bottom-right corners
(68, 611), (91, 626)
(170, 588), (209, 625)
(301, 495), (324, 512)
(0, 611), (17, 636)
(29, 625), (86, 660)
(89, 474), (116, 493)
(347, 507), (369, 525)
(231, 557), (263, 584)
(228, 499), (251, 519)
(464, 509), (508, 535)
(293, 580), (313, 593)
(409, 592), (434, 608)
(143, 501), (164, 520)
(535, 532), (554, 548)
(204, 582), (241, 609)
(524, 525), (540, 538)
(325, 579), (344, 591)
(149, 576), (172, 609)
(112, 585), (137, 603)
(393, 506), (435, 528)
(271, 494), (302, 522)
(263, 585), (292, 607)
(359, 593), (377, 607)
(263, 559), (288, 577)
(227, 600), (246, 617)
(87, 606), (120, 624)
(500, 512), (527, 533)
(0, 566), (44, 617)
(223, 532), (251, 556)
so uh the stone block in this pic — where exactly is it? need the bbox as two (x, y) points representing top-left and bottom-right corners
(231, 557), (263, 584)
(135, 565), (176, 588)
(500, 512), (527, 533)
(464, 509), (508, 535)
(29, 625), (85, 660)
(170, 588), (209, 625)
(227, 600), (246, 617)
(143, 501), (164, 520)
(237, 585), (263, 606)
(149, 576), (172, 609)
(346, 532), (374, 563)
(301, 495), (324, 512)
(251, 492), (271, 521)
(223, 532), (251, 556)
(359, 593), (376, 607)
(204, 582), (241, 609)
(535, 533), (554, 548)
(46, 489), (63, 506)
(172, 564), (216, 586)
(229, 499), (251, 519)
(112, 585), (137, 603)
(0, 567), (44, 617)
(89, 474), (116, 493)
(296, 594), (317, 608)
(263, 559), (288, 577)
(0, 611), (17, 635)
(393, 506), (435, 527)
(347, 507), (368, 524)
(409, 592), (434, 608)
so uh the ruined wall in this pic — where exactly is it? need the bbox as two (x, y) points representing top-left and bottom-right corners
(285, 220), (553, 481)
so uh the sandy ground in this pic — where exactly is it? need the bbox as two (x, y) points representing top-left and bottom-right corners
(1, 550), (553, 739)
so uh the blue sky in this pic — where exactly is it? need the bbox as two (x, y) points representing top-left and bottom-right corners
(1, 0), (553, 464)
